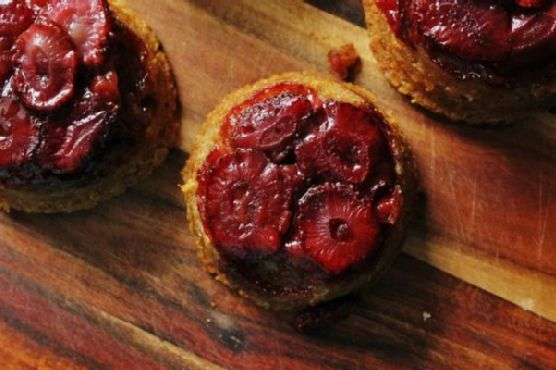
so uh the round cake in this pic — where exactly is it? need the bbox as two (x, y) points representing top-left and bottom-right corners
(0, 0), (178, 212)
(183, 73), (417, 310)
(363, 0), (556, 124)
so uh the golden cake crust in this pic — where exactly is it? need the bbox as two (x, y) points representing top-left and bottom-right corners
(0, 0), (179, 213)
(362, 0), (556, 124)
(182, 72), (417, 310)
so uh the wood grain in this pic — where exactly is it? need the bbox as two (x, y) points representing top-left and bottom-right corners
(1, 152), (556, 369)
(123, 0), (556, 322)
(1, 1), (555, 368)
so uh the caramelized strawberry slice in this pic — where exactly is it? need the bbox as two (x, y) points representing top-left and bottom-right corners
(375, 0), (402, 35)
(42, 0), (110, 66)
(0, 97), (39, 167)
(292, 183), (380, 275)
(296, 102), (385, 184)
(408, 0), (511, 61)
(223, 84), (315, 163)
(197, 148), (296, 257)
(507, 4), (556, 70)
(375, 185), (403, 224)
(0, 37), (12, 83)
(12, 21), (77, 111)
(0, 0), (34, 82)
(38, 70), (119, 173)
(515, 0), (546, 8)
(25, 0), (49, 14)
(0, 0), (33, 39)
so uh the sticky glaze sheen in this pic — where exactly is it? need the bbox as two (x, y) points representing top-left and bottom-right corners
(196, 83), (402, 297)
(375, 0), (556, 85)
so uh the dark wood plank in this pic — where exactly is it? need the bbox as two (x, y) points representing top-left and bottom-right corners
(1, 1), (556, 368)
(0, 151), (555, 369)
(305, 0), (366, 26)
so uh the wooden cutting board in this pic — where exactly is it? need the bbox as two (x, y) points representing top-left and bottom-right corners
(1, 0), (555, 369)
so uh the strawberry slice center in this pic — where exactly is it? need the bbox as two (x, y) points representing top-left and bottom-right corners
(292, 183), (380, 275)
(41, 0), (110, 66)
(12, 21), (77, 111)
(296, 102), (385, 184)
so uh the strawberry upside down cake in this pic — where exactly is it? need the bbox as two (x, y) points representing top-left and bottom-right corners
(183, 74), (417, 310)
(363, 0), (556, 123)
(0, 0), (177, 212)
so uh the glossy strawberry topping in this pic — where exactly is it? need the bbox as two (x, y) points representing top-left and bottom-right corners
(375, 0), (556, 84)
(291, 183), (380, 275)
(0, 0), (33, 83)
(197, 149), (299, 258)
(12, 21), (78, 111)
(296, 102), (386, 185)
(40, 0), (110, 66)
(222, 83), (317, 163)
(0, 0), (153, 187)
(197, 84), (402, 288)
(0, 97), (39, 167)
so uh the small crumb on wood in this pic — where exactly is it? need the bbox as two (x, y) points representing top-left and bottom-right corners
(328, 43), (361, 82)
(422, 311), (432, 322)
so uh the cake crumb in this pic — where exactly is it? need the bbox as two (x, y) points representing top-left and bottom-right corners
(328, 43), (361, 82)
(422, 311), (432, 322)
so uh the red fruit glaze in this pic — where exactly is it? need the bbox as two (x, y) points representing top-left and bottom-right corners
(375, 185), (403, 224)
(38, 70), (119, 173)
(375, 0), (556, 84)
(292, 183), (380, 275)
(508, 8), (556, 70)
(0, 97), (39, 167)
(12, 21), (77, 111)
(0, 0), (33, 39)
(25, 0), (49, 14)
(222, 83), (317, 163)
(375, 0), (402, 34)
(515, 0), (546, 7)
(0, 38), (12, 83)
(197, 83), (403, 284)
(0, 0), (152, 187)
(197, 148), (296, 258)
(408, 0), (511, 62)
(0, 0), (33, 82)
(41, 0), (111, 66)
(296, 102), (385, 184)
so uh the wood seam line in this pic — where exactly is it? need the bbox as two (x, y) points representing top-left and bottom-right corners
(94, 308), (224, 370)
(404, 233), (556, 324)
